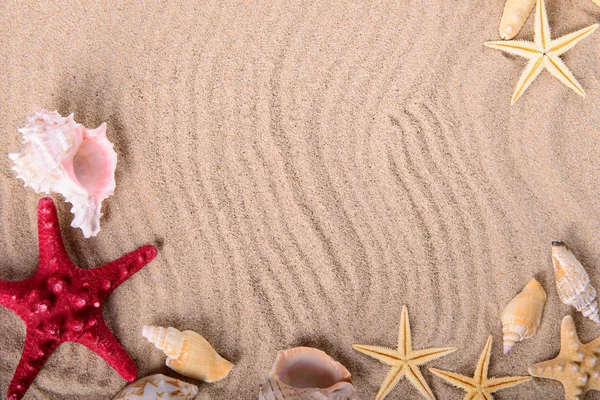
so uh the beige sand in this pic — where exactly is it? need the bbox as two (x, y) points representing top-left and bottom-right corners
(1, 0), (600, 399)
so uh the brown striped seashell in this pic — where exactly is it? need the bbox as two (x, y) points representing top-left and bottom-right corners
(142, 326), (233, 382)
(552, 242), (600, 324)
(501, 278), (546, 354)
(258, 347), (356, 400)
(113, 374), (198, 399)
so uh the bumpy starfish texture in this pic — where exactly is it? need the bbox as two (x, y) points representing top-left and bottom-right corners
(429, 335), (531, 400)
(0, 198), (158, 400)
(353, 305), (456, 400)
(529, 315), (600, 399)
(485, 0), (598, 105)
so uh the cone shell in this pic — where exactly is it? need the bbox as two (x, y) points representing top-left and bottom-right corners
(501, 278), (546, 354)
(552, 242), (600, 324)
(499, 0), (536, 39)
(113, 374), (198, 400)
(9, 109), (117, 238)
(142, 326), (233, 382)
(258, 347), (356, 400)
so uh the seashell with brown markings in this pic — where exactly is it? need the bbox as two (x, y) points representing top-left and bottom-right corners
(258, 347), (356, 400)
(113, 374), (198, 399)
(552, 241), (600, 324)
(501, 278), (546, 354)
(142, 326), (233, 382)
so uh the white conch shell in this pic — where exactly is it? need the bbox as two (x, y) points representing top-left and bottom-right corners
(552, 241), (600, 324)
(113, 374), (198, 400)
(9, 109), (117, 238)
(499, 0), (536, 39)
(142, 326), (233, 382)
(258, 347), (356, 400)
(501, 278), (546, 354)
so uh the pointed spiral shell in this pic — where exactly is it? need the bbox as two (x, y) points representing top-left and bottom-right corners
(499, 0), (537, 39)
(552, 242), (600, 324)
(142, 326), (233, 382)
(501, 278), (546, 354)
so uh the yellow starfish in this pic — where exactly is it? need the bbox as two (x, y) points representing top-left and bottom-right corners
(485, 0), (598, 105)
(429, 336), (532, 399)
(352, 305), (456, 400)
(529, 315), (600, 399)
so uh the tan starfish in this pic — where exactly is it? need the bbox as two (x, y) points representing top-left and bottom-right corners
(485, 0), (598, 105)
(429, 335), (532, 399)
(529, 315), (600, 399)
(353, 305), (456, 400)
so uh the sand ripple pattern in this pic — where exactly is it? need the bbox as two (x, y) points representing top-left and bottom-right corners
(1, 0), (600, 398)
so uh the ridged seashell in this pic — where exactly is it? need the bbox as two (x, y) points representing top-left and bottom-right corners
(113, 374), (198, 400)
(499, 0), (536, 39)
(9, 109), (117, 238)
(552, 241), (600, 324)
(501, 278), (546, 354)
(142, 326), (233, 382)
(258, 347), (356, 400)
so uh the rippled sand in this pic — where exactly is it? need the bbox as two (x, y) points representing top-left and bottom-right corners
(1, 1), (600, 398)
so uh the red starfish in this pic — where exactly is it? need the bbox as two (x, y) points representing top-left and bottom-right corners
(0, 198), (157, 400)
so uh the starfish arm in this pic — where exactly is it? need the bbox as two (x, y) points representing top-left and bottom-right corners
(485, 375), (532, 393)
(546, 55), (585, 96)
(410, 347), (457, 366)
(80, 245), (157, 301)
(0, 280), (20, 308)
(352, 344), (401, 366)
(484, 40), (541, 58)
(73, 319), (137, 382)
(560, 315), (581, 353)
(510, 54), (547, 105)
(474, 336), (493, 385)
(398, 305), (412, 356)
(428, 367), (476, 391)
(405, 364), (436, 400)
(528, 358), (563, 379)
(375, 366), (405, 400)
(534, 0), (551, 49)
(7, 330), (60, 400)
(550, 24), (599, 56)
(36, 198), (71, 273)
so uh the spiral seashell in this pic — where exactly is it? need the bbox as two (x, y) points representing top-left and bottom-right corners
(113, 374), (198, 400)
(501, 278), (546, 354)
(552, 242), (600, 324)
(258, 347), (356, 400)
(142, 326), (233, 382)
(499, 0), (536, 39)
(9, 109), (117, 238)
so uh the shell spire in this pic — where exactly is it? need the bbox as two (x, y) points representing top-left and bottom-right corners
(552, 242), (600, 324)
(501, 278), (546, 354)
(142, 326), (233, 382)
(499, 0), (536, 39)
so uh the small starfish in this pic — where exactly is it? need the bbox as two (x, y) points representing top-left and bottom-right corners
(429, 335), (532, 399)
(485, 0), (598, 105)
(0, 198), (158, 400)
(529, 315), (600, 399)
(353, 305), (456, 400)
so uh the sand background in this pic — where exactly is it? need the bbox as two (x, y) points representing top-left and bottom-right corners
(1, 0), (600, 398)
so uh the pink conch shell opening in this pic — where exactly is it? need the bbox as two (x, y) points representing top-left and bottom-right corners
(259, 347), (356, 399)
(9, 109), (117, 238)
